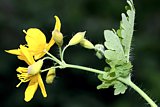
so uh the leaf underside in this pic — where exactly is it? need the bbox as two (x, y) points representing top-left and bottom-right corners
(97, 0), (135, 95)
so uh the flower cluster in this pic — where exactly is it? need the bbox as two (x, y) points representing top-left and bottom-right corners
(6, 16), (94, 102)
(5, 16), (62, 102)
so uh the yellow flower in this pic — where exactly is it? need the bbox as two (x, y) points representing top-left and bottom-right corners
(24, 28), (49, 60)
(5, 15), (62, 102)
(6, 15), (61, 61)
(24, 15), (61, 60)
(24, 28), (54, 60)
(7, 45), (47, 102)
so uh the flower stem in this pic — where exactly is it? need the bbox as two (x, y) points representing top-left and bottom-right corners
(59, 47), (62, 61)
(64, 63), (104, 74)
(41, 66), (61, 73)
(42, 57), (55, 61)
(61, 45), (69, 62)
(118, 76), (158, 107)
(44, 50), (62, 65)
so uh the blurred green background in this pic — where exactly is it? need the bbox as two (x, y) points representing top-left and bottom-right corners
(0, 0), (160, 107)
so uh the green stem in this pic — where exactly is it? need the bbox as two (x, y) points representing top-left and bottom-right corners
(59, 47), (62, 61)
(64, 63), (104, 74)
(44, 50), (62, 65)
(42, 57), (55, 61)
(118, 76), (158, 107)
(41, 66), (60, 73)
(61, 45), (69, 62)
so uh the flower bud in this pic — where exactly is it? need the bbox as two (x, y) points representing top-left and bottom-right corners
(95, 44), (105, 59)
(52, 30), (63, 47)
(95, 44), (105, 53)
(46, 68), (56, 84)
(80, 39), (94, 49)
(68, 31), (86, 46)
(28, 60), (43, 75)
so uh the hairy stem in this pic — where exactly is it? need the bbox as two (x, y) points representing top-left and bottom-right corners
(63, 63), (158, 107)
(118, 76), (158, 107)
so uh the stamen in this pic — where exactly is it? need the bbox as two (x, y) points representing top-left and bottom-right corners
(16, 81), (22, 87)
(23, 30), (27, 34)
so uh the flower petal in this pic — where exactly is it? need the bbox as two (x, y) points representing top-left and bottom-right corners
(20, 45), (35, 65)
(38, 74), (47, 97)
(17, 56), (31, 65)
(25, 28), (46, 53)
(34, 53), (46, 60)
(45, 16), (61, 52)
(46, 40), (55, 54)
(5, 49), (21, 55)
(24, 75), (38, 102)
(54, 16), (61, 31)
(16, 67), (28, 73)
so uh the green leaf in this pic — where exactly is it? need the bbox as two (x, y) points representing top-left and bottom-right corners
(114, 81), (127, 95)
(115, 62), (133, 77)
(104, 30), (125, 66)
(117, 0), (135, 61)
(97, 0), (134, 95)
(97, 81), (113, 89)
(104, 30), (124, 55)
(97, 74), (116, 89)
(103, 0), (134, 76)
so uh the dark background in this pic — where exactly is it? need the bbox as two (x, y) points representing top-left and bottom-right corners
(0, 0), (160, 107)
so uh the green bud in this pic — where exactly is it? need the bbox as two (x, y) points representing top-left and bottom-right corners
(28, 60), (43, 75)
(52, 30), (63, 47)
(68, 31), (86, 46)
(80, 39), (94, 49)
(46, 68), (56, 84)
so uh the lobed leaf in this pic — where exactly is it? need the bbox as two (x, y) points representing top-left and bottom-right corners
(97, 0), (134, 94)
(117, 0), (135, 61)
(104, 30), (125, 66)
(114, 81), (127, 95)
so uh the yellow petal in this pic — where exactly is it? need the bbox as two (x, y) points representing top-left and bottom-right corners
(25, 28), (46, 53)
(5, 49), (21, 55)
(17, 56), (31, 65)
(38, 74), (47, 97)
(24, 75), (38, 102)
(34, 53), (46, 60)
(54, 16), (61, 31)
(16, 67), (28, 73)
(44, 16), (61, 55)
(20, 45), (35, 65)
(46, 38), (55, 54)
